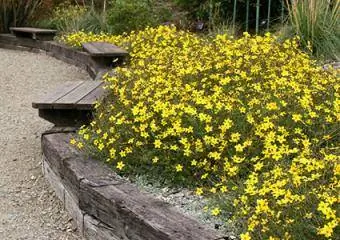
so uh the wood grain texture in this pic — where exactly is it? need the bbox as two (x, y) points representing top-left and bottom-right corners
(42, 133), (224, 240)
(77, 82), (106, 106)
(82, 42), (128, 57)
(54, 81), (102, 109)
(10, 27), (57, 34)
(32, 81), (84, 109)
(84, 215), (122, 240)
(32, 81), (105, 111)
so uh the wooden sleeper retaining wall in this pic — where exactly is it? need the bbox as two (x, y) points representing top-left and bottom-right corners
(42, 132), (223, 240)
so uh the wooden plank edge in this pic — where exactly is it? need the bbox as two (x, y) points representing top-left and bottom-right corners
(42, 132), (225, 240)
(76, 82), (106, 105)
(32, 81), (85, 109)
(43, 156), (119, 238)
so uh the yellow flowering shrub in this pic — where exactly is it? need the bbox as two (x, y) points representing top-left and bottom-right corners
(64, 26), (340, 239)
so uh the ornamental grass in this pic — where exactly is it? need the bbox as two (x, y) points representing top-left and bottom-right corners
(63, 26), (339, 240)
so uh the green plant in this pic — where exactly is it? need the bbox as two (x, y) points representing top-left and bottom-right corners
(39, 1), (109, 34)
(0, 0), (43, 32)
(79, 8), (110, 33)
(106, 0), (171, 34)
(38, 0), (173, 34)
(175, 0), (287, 33)
(285, 0), (340, 60)
(45, 2), (87, 33)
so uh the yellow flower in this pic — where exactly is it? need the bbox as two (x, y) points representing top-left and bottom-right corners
(235, 144), (244, 152)
(292, 114), (302, 122)
(98, 143), (104, 151)
(266, 102), (278, 110)
(240, 232), (251, 240)
(195, 187), (203, 196)
(83, 134), (90, 140)
(175, 164), (183, 172)
(191, 160), (197, 166)
(116, 161), (125, 170)
(317, 220), (337, 238)
(152, 156), (159, 163)
(211, 207), (221, 216)
(254, 162), (263, 171)
(154, 139), (162, 148)
(77, 142), (83, 149)
(70, 138), (77, 145)
(220, 185), (228, 193)
(230, 132), (241, 142)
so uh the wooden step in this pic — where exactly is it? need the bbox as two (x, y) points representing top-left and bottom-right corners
(82, 42), (128, 57)
(10, 27), (57, 41)
(82, 42), (128, 68)
(32, 81), (107, 127)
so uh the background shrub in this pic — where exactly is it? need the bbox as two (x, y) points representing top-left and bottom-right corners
(38, 1), (88, 33)
(284, 0), (339, 61)
(0, 0), (43, 32)
(36, 0), (173, 34)
(106, 0), (171, 34)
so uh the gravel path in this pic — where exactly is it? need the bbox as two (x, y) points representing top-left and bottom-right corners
(0, 48), (90, 239)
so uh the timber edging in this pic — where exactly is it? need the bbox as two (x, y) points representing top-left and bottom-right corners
(42, 132), (223, 240)
(0, 34), (109, 79)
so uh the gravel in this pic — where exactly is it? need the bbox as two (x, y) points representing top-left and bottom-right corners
(0, 48), (90, 239)
(131, 175), (236, 237)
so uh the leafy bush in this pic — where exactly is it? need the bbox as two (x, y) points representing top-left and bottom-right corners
(106, 0), (171, 34)
(285, 0), (340, 61)
(64, 26), (339, 239)
(44, 2), (88, 33)
(38, 1), (111, 34)
(38, 0), (172, 34)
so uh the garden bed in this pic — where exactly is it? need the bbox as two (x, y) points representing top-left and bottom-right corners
(64, 26), (339, 240)
(1, 25), (339, 240)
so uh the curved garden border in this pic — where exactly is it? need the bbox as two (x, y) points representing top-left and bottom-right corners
(42, 131), (223, 240)
(0, 33), (107, 79)
(0, 35), (224, 240)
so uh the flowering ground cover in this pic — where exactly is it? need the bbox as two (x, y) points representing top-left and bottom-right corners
(64, 26), (339, 239)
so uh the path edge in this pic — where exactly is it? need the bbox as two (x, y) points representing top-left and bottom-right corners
(0, 34), (108, 80)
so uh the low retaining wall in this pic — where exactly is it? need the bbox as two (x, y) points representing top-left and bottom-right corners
(0, 34), (107, 79)
(42, 131), (223, 240)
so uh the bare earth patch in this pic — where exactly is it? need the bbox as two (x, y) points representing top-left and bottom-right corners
(0, 48), (90, 239)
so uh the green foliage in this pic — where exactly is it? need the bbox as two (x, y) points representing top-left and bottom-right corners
(106, 0), (171, 34)
(37, 1), (110, 34)
(37, 0), (172, 34)
(175, 0), (286, 33)
(0, 0), (43, 32)
(285, 0), (340, 61)
(44, 2), (88, 33)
